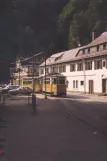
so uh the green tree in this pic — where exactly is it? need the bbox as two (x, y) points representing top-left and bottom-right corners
(58, 0), (107, 49)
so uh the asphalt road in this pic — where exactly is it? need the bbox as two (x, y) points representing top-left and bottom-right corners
(1, 96), (107, 161)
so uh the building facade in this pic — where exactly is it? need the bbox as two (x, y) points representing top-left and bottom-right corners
(39, 32), (107, 94)
(10, 52), (44, 85)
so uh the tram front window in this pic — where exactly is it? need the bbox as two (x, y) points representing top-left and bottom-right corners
(52, 78), (57, 84)
(58, 77), (65, 85)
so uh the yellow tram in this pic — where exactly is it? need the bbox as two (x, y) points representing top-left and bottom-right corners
(21, 77), (42, 93)
(13, 74), (67, 96)
(42, 74), (66, 96)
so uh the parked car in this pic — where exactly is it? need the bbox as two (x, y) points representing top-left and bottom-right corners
(2, 85), (20, 94)
(1, 85), (20, 94)
(8, 86), (33, 95)
(23, 87), (33, 95)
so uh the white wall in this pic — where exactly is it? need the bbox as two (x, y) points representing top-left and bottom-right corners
(39, 57), (107, 94)
(65, 59), (107, 93)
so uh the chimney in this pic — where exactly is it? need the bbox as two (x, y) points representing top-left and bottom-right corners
(92, 32), (95, 41)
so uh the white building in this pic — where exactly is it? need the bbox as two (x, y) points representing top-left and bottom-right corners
(10, 53), (44, 85)
(39, 32), (107, 94)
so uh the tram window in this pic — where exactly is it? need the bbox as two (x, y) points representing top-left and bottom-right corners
(44, 78), (50, 84)
(35, 80), (39, 84)
(52, 78), (57, 84)
(23, 80), (32, 84)
(58, 78), (65, 84)
(44, 81), (50, 84)
(23, 81), (26, 84)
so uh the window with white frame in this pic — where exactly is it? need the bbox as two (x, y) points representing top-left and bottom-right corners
(80, 81), (84, 85)
(94, 60), (102, 69)
(76, 80), (78, 88)
(77, 63), (83, 71)
(59, 65), (66, 73)
(70, 64), (75, 72)
(73, 80), (78, 89)
(85, 61), (92, 70)
(53, 67), (58, 73)
(73, 80), (75, 88)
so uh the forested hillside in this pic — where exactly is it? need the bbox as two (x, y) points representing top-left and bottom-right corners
(0, 0), (67, 81)
(0, 0), (67, 62)
(0, 0), (107, 81)
(59, 0), (107, 49)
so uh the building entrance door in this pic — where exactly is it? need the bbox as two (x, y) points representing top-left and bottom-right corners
(89, 80), (94, 94)
(102, 79), (106, 93)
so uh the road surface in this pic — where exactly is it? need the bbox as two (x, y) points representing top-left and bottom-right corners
(0, 95), (107, 161)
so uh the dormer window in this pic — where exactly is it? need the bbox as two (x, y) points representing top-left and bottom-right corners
(103, 43), (106, 49)
(97, 45), (99, 51)
(103, 61), (106, 67)
(55, 54), (63, 61)
(88, 48), (90, 53)
(83, 49), (85, 54)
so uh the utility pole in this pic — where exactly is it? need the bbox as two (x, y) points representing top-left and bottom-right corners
(44, 52), (47, 99)
(31, 54), (36, 114)
(19, 69), (20, 85)
(32, 55), (35, 93)
(83, 59), (86, 94)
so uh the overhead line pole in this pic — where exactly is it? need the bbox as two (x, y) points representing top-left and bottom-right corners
(44, 52), (47, 99)
(32, 55), (35, 93)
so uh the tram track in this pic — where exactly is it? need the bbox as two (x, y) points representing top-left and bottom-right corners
(60, 99), (107, 136)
